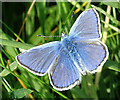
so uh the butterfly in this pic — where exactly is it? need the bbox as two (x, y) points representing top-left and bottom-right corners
(16, 8), (109, 91)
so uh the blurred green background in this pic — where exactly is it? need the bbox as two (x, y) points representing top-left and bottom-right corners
(0, 1), (120, 99)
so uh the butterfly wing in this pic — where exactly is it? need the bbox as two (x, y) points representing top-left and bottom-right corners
(68, 8), (101, 41)
(49, 49), (81, 91)
(74, 40), (109, 73)
(16, 41), (61, 76)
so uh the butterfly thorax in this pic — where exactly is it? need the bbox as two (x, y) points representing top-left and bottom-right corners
(61, 37), (75, 54)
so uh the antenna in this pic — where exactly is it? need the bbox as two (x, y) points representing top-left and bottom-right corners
(37, 35), (61, 37)
(65, 11), (74, 34)
(68, 11), (74, 28)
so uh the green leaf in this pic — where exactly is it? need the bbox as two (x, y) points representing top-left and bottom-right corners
(13, 88), (33, 99)
(0, 61), (17, 77)
(105, 60), (120, 72)
(102, 2), (120, 8)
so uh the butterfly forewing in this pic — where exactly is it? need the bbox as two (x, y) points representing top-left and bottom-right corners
(16, 41), (61, 76)
(69, 8), (101, 41)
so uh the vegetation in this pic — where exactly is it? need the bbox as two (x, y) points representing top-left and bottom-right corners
(0, 1), (120, 99)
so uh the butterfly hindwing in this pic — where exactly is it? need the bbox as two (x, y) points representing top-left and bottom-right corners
(74, 40), (109, 73)
(49, 49), (81, 91)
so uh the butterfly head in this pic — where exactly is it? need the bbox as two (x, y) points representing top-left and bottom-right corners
(61, 33), (67, 41)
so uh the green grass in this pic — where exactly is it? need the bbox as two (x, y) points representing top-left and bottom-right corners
(1, 1), (120, 99)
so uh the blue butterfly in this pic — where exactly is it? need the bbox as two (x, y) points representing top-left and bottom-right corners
(16, 8), (109, 91)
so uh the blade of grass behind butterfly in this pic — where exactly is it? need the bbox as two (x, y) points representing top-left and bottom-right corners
(0, 30), (18, 58)
(113, 7), (116, 19)
(63, 2), (76, 34)
(105, 33), (116, 63)
(36, 2), (46, 36)
(61, 2), (70, 20)
(44, 5), (60, 41)
(109, 28), (118, 47)
(85, 0), (91, 10)
(109, 29), (120, 63)
(0, 76), (1, 99)
(56, 2), (62, 36)
(61, 2), (71, 34)
(25, 4), (35, 39)
(85, 74), (98, 99)
(101, 20), (120, 38)
(0, 49), (5, 67)
(102, 6), (120, 64)
(2, 78), (14, 93)
(0, 20), (24, 43)
(102, 1), (120, 9)
(69, 0), (84, 11)
(0, 39), (35, 50)
(91, 5), (120, 26)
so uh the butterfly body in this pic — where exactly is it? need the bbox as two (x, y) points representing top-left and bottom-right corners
(16, 8), (109, 91)
(61, 36), (74, 52)
(62, 36), (86, 74)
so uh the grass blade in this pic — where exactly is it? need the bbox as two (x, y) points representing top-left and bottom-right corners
(0, 39), (35, 50)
